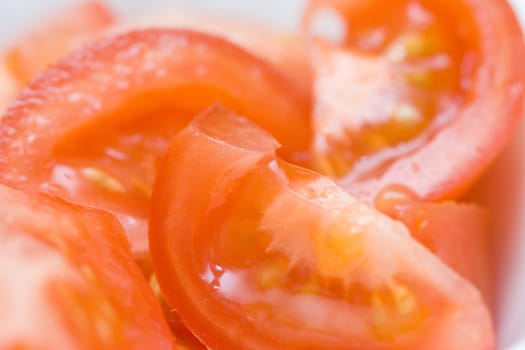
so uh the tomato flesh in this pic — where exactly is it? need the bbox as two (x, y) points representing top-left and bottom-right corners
(150, 105), (494, 350)
(0, 185), (175, 349)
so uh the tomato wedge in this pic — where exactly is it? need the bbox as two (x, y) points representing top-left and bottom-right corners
(303, 0), (525, 201)
(0, 184), (174, 349)
(375, 185), (492, 305)
(4, 0), (114, 86)
(150, 105), (494, 350)
(0, 29), (311, 256)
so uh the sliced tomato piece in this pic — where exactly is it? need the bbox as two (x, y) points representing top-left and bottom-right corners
(4, 0), (114, 86)
(0, 184), (175, 349)
(375, 185), (492, 305)
(0, 29), (311, 256)
(149, 105), (494, 350)
(303, 0), (525, 201)
(110, 9), (311, 93)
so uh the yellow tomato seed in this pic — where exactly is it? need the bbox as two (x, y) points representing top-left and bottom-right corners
(258, 259), (287, 290)
(371, 292), (387, 328)
(149, 274), (162, 299)
(81, 167), (126, 193)
(130, 177), (152, 197)
(390, 282), (418, 316)
(391, 103), (422, 125)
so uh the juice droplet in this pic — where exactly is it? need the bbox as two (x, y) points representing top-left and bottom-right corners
(210, 263), (225, 278)
(374, 184), (420, 218)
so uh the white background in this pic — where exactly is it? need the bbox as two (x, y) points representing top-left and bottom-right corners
(0, 1), (524, 349)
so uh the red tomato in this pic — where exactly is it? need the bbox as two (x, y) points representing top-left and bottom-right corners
(4, 0), (114, 86)
(0, 184), (175, 349)
(0, 29), (311, 256)
(375, 185), (492, 306)
(110, 9), (312, 94)
(149, 105), (494, 350)
(303, 0), (525, 202)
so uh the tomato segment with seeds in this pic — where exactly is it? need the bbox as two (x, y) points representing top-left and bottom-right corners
(0, 184), (174, 349)
(0, 29), (311, 256)
(149, 105), (494, 350)
(304, 0), (525, 201)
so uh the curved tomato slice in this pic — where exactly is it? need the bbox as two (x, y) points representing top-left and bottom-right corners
(0, 185), (174, 349)
(150, 105), (494, 349)
(0, 29), (311, 255)
(303, 0), (525, 201)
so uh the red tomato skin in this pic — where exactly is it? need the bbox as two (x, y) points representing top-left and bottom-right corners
(5, 0), (115, 85)
(150, 105), (494, 350)
(305, 0), (525, 202)
(0, 184), (175, 349)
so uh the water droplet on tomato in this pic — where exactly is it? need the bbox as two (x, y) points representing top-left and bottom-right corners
(210, 263), (225, 278)
(374, 184), (420, 218)
(210, 279), (221, 291)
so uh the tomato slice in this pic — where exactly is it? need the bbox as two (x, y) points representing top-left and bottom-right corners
(4, 0), (114, 86)
(150, 105), (494, 349)
(375, 185), (492, 305)
(0, 29), (311, 256)
(0, 184), (174, 349)
(110, 9), (312, 94)
(303, 0), (525, 202)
